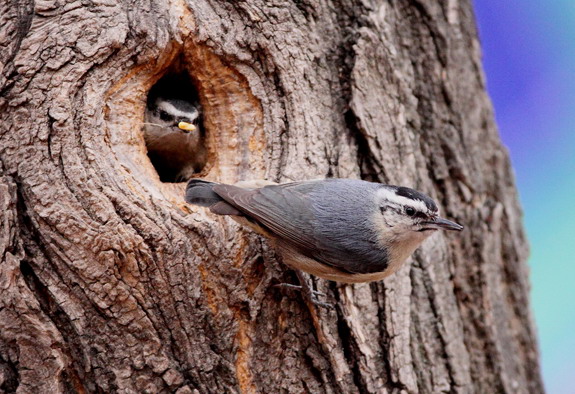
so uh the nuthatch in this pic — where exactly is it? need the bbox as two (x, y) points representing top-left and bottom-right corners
(185, 178), (463, 283)
(143, 96), (206, 182)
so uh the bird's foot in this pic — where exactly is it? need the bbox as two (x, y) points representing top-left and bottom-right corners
(274, 272), (333, 309)
(273, 283), (325, 297)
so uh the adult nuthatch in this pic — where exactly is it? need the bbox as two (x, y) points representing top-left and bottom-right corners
(143, 96), (206, 182)
(185, 178), (463, 283)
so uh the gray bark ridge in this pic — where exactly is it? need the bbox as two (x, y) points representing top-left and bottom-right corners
(0, 0), (542, 393)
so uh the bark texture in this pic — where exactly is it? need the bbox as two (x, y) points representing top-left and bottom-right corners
(0, 0), (542, 393)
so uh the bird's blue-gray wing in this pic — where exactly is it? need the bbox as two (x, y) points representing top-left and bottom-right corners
(212, 182), (318, 254)
(212, 181), (389, 274)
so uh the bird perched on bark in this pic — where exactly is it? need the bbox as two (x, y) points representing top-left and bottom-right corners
(143, 96), (206, 182)
(185, 178), (463, 284)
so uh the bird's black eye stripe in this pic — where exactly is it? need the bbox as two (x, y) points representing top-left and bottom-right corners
(405, 207), (416, 216)
(380, 206), (386, 214)
(415, 211), (427, 219)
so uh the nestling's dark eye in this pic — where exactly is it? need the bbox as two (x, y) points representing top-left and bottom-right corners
(159, 110), (171, 121)
(405, 207), (416, 216)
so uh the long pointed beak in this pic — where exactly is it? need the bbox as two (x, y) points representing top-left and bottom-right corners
(178, 121), (196, 132)
(422, 217), (463, 231)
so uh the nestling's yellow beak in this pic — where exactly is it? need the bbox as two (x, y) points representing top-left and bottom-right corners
(178, 122), (196, 131)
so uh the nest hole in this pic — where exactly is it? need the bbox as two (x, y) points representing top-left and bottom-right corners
(144, 68), (207, 183)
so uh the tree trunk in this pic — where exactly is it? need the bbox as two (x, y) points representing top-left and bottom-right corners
(0, 0), (542, 393)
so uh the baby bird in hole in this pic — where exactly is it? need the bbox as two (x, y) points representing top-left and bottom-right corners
(143, 95), (207, 182)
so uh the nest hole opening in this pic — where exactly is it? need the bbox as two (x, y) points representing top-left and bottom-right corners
(143, 68), (207, 183)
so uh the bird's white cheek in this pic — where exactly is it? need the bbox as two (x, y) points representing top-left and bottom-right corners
(371, 211), (404, 245)
(383, 211), (400, 228)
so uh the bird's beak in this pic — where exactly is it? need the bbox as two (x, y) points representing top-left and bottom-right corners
(421, 217), (463, 231)
(178, 121), (196, 132)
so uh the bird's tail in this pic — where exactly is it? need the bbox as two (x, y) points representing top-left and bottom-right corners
(185, 179), (242, 216)
(185, 180), (222, 207)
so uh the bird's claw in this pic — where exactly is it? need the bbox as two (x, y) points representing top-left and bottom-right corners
(274, 273), (334, 309)
(308, 296), (333, 309)
(273, 283), (325, 297)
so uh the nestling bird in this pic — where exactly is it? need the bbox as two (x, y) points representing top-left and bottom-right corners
(143, 96), (207, 182)
(185, 178), (463, 283)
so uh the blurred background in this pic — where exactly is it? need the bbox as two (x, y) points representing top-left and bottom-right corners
(473, 1), (575, 392)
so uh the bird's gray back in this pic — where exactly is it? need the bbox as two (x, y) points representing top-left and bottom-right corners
(213, 179), (389, 274)
(306, 180), (389, 274)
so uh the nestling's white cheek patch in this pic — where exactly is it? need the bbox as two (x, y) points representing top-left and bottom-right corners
(157, 101), (199, 121)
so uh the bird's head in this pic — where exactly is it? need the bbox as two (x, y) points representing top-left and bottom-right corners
(372, 185), (463, 245)
(144, 96), (201, 136)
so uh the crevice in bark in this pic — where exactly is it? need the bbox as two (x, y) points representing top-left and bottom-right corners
(0, 0), (34, 90)
(19, 260), (92, 393)
(458, 230), (508, 392)
(410, 259), (458, 392)
(11, 178), (102, 392)
(345, 109), (386, 183)
(407, 0), (449, 67)
(269, 67), (290, 181)
(373, 283), (408, 393)
(0, 353), (19, 394)
(302, 348), (329, 389)
(291, 0), (316, 20)
(330, 4), (388, 183)
(378, 298), (408, 392)
(335, 308), (368, 392)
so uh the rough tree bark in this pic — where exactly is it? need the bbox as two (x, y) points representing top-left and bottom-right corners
(0, 0), (542, 393)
